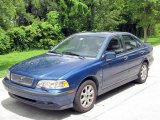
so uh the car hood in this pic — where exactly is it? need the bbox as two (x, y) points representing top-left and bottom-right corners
(10, 53), (95, 79)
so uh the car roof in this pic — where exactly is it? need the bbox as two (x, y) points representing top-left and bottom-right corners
(74, 32), (132, 37)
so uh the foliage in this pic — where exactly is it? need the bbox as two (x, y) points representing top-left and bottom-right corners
(0, 28), (10, 54)
(5, 20), (62, 53)
(125, 0), (160, 41)
(56, 0), (89, 36)
(0, 0), (16, 29)
(93, 0), (125, 31)
(0, 0), (160, 54)
(155, 24), (160, 36)
(7, 27), (27, 51)
(30, 21), (61, 49)
(28, 0), (58, 20)
(38, 39), (57, 49)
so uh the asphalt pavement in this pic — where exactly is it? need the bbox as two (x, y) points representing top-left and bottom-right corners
(0, 45), (160, 120)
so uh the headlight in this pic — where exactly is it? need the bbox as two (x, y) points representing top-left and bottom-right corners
(6, 70), (10, 79)
(36, 80), (69, 89)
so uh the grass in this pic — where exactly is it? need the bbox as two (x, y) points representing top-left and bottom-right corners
(146, 37), (160, 46)
(0, 50), (47, 78)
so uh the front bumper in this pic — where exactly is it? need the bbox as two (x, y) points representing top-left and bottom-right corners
(2, 78), (75, 110)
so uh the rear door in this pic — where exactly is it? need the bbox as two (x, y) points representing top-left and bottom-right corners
(121, 34), (145, 77)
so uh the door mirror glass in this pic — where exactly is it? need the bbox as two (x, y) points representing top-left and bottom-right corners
(105, 51), (116, 60)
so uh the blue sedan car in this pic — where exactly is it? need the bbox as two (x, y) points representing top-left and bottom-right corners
(3, 32), (153, 112)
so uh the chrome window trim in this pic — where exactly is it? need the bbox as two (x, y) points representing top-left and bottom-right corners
(116, 46), (147, 58)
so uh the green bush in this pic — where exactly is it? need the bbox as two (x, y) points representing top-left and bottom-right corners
(4, 21), (62, 52)
(40, 22), (59, 39)
(7, 27), (28, 51)
(38, 38), (57, 49)
(155, 24), (160, 37)
(47, 11), (60, 26)
(25, 23), (41, 48)
(25, 25), (37, 49)
(0, 11), (64, 54)
(30, 21), (62, 49)
(0, 28), (11, 54)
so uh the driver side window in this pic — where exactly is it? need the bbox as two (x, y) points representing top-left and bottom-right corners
(106, 37), (124, 54)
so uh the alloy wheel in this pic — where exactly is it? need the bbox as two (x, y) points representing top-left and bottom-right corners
(80, 85), (95, 108)
(140, 64), (148, 81)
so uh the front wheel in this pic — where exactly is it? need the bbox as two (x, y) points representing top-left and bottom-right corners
(73, 80), (97, 113)
(136, 62), (148, 84)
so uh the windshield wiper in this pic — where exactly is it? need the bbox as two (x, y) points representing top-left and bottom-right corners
(62, 51), (80, 56)
(48, 51), (59, 54)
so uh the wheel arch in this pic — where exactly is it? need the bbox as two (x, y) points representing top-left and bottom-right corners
(142, 59), (149, 66)
(79, 76), (99, 92)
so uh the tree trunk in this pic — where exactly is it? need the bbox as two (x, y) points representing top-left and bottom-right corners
(90, 0), (95, 30)
(143, 27), (148, 42)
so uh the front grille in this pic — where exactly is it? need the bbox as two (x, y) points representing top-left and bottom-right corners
(11, 73), (33, 86)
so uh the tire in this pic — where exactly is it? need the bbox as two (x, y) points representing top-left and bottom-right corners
(135, 62), (148, 84)
(73, 80), (97, 113)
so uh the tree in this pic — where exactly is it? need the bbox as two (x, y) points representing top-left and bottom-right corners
(81, 0), (125, 31)
(56, 0), (89, 36)
(0, 0), (16, 29)
(94, 0), (125, 31)
(25, 0), (58, 20)
(126, 0), (160, 41)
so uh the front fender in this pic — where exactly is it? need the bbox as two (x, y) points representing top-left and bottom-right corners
(60, 61), (103, 92)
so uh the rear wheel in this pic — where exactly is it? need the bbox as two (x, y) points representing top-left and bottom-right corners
(136, 62), (148, 84)
(73, 80), (97, 113)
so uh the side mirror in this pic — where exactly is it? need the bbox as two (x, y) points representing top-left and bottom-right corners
(105, 51), (116, 61)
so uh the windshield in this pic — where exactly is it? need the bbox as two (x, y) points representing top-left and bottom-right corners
(51, 35), (106, 58)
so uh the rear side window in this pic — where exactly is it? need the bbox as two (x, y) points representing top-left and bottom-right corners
(122, 35), (138, 51)
(131, 36), (143, 48)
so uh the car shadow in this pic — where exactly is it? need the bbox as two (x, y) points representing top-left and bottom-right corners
(1, 82), (136, 120)
(96, 81), (136, 104)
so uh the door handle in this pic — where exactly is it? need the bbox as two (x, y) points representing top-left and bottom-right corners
(124, 56), (128, 60)
(140, 51), (145, 55)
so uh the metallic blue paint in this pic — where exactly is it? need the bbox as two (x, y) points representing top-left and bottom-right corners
(3, 32), (154, 110)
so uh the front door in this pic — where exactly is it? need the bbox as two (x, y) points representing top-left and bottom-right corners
(101, 36), (129, 89)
